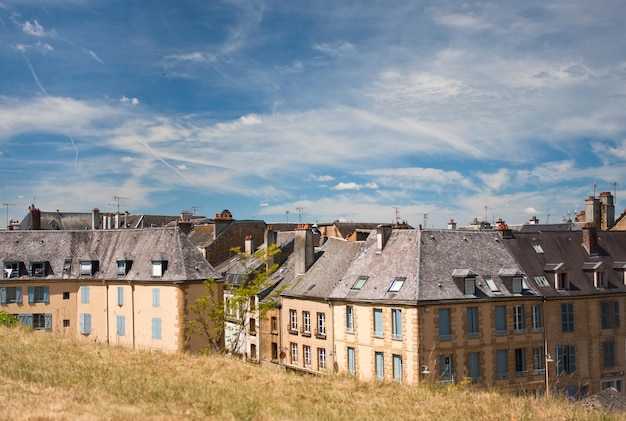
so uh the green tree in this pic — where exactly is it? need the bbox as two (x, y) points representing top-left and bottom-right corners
(186, 278), (225, 354)
(0, 310), (19, 328)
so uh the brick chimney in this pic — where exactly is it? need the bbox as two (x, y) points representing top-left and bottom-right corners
(376, 224), (392, 252)
(447, 219), (457, 230)
(599, 191), (615, 230)
(28, 205), (41, 230)
(265, 225), (278, 268)
(582, 222), (599, 256)
(295, 224), (314, 275)
(244, 235), (254, 255)
(496, 218), (513, 239)
(213, 209), (233, 239)
(92, 208), (101, 230)
(585, 196), (601, 228)
(529, 215), (539, 225)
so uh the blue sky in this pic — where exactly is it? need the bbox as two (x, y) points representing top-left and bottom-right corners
(1, 0), (625, 228)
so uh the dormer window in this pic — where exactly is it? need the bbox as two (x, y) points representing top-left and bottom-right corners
(556, 272), (569, 290)
(151, 260), (167, 277)
(452, 269), (477, 295)
(544, 263), (568, 290)
(30, 262), (47, 277)
(613, 262), (626, 285)
(583, 261), (607, 289)
(79, 261), (97, 276)
(512, 276), (523, 294)
(351, 276), (368, 290)
(63, 259), (72, 275)
(3, 261), (21, 278)
(116, 260), (131, 277)
(464, 277), (476, 295)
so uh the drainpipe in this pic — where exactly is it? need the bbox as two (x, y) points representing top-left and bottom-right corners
(131, 282), (136, 350)
(105, 281), (109, 344)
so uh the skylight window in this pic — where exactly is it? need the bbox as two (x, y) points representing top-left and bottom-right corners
(351, 276), (369, 290)
(532, 243), (544, 254)
(534, 276), (549, 287)
(484, 276), (500, 293)
(388, 277), (406, 292)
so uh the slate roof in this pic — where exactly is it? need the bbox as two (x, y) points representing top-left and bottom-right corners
(281, 237), (364, 300)
(318, 222), (384, 239)
(186, 225), (217, 248)
(20, 211), (93, 230)
(418, 230), (538, 301)
(503, 231), (626, 297)
(329, 229), (419, 303)
(0, 228), (221, 282)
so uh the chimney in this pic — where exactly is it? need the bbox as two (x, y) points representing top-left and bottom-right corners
(447, 219), (457, 230)
(496, 218), (513, 239)
(92, 208), (101, 230)
(244, 235), (254, 255)
(295, 224), (315, 275)
(599, 191), (615, 230)
(529, 216), (539, 225)
(265, 226), (278, 267)
(376, 224), (392, 252)
(177, 220), (193, 235)
(582, 222), (599, 256)
(29, 205), (41, 230)
(213, 209), (233, 240)
(584, 196), (601, 228)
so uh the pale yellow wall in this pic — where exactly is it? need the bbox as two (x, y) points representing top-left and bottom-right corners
(183, 281), (224, 353)
(332, 302), (419, 383)
(281, 297), (334, 373)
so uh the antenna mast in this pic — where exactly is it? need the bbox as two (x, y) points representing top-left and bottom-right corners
(393, 206), (400, 224)
(3, 203), (15, 230)
(109, 196), (129, 214)
(296, 207), (303, 223)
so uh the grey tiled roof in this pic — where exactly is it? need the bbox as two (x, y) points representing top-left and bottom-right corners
(0, 228), (221, 282)
(281, 237), (364, 300)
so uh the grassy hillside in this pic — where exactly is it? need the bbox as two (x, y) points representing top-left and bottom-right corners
(0, 326), (622, 421)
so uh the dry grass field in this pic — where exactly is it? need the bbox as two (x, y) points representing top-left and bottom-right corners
(0, 326), (623, 421)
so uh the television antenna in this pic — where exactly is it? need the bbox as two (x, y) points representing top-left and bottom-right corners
(3, 203), (15, 230)
(296, 207), (303, 223)
(109, 196), (129, 214)
(190, 206), (201, 216)
(393, 206), (401, 224)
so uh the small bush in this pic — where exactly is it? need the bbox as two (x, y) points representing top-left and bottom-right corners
(0, 310), (18, 327)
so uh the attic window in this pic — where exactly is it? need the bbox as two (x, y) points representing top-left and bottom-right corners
(595, 271), (608, 289)
(351, 276), (369, 290)
(79, 261), (96, 276)
(3, 261), (20, 278)
(556, 272), (569, 290)
(532, 243), (544, 254)
(30, 262), (46, 277)
(512, 276), (523, 294)
(151, 260), (167, 277)
(388, 277), (406, 292)
(534, 276), (549, 287)
(116, 260), (130, 277)
(63, 259), (72, 275)
(484, 276), (500, 293)
(464, 277), (476, 295)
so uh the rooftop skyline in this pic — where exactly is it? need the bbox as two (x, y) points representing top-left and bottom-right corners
(1, 1), (625, 228)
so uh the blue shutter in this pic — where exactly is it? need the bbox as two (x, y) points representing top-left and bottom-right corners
(392, 309), (402, 338)
(28, 286), (34, 304)
(16, 287), (22, 304)
(468, 352), (480, 379)
(375, 352), (384, 379)
(614, 301), (621, 328)
(117, 315), (125, 336)
(24, 314), (33, 328)
(117, 287), (124, 306)
(556, 346), (564, 374)
(43, 286), (50, 304)
(81, 286), (90, 304)
(569, 345), (576, 373)
(439, 308), (451, 338)
(496, 349), (508, 378)
(80, 314), (92, 334)
(152, 317), (162, 339)
(393, 354), (402, 381)
(495, 306), (506, 333)
(152, 288), (160, 307)
(17, 314), (27, 325)
(0, 287), (5, 304)
(348, 347), (356, 374)
(45, 313), (52, 330)
(373, 309), (383, 335)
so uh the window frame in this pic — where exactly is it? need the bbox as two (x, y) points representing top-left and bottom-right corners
(373, 308), (383, 338)
(391, 308), (402, 340)
(466, 306), (479, 338)
(438, 308), (452, 340)
(513, 305), (526, 333)
(561, 303), (575, 332)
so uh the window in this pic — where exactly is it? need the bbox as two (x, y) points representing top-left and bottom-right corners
(117, 315), (126, 336)
(556, 272), (569, 290)
(485, 276), (500, 293)
(151, 318), (162, 339)
(63, 319), (70, 328)
(561, 303), (574, 332)
(62, 291), (70, 300)
(33, 313), (51, 330)
(515, 348), (527, 376)
(389, 277), (405, 292)
(467, 352), (480, 382)
(602, 379), (624, 393)
(531, 304), (543, 331)
(439, 355), (454, 384)
(393, 354), (403, 381)
(595, 271), (608, 288)
(63, 259), (72, 275)
(152, 288), (160, 307)
(116, 260), (129, 276)
(30, 262), (46, 277)
(271, 342), (278, 360)
(303, 345), (311, 367)
(438, 308), (452, 340)
(317, 312), (326, 337)
(271, 316), (278, 332)
(512, 277), (523, 294)
(603, 341), (615, 368)
(534, 276), (550, 287)
(532, 243), (544, 254)
(495, 305), (507, 335)
(466, 307), (479, 338)
(496, 349), (508, 379)
(0, 286), (22, 304)
(80, 286), (90, 304)
(601, 300), (620, 329)
(556, 345), (576, 375)
(28, 286), (50, 304)
(250, 344), (257, 360)
(151, 260), (166, 277)
(249, 317), (256, 335)
(318, 348), (327, 370)
(373, 308), (383, 337)
(513, 305), (525, 333)
(391, 309), (402, 340)
(80, 313), (92, 334)
(289, 309), (297, 331)
(464, 277), (476, 295)
(3, 261), (20, 278)
(532, 347), (545, 374)
(80, 261), (94, 276)
(290, 342), (298, 364)
(346, 305), (354, 333)
(375, 352), (384, 380)
(348, 347), (356, 374)
(351, 276), (368, 290)
(117, 287), (124, 306)
(302, 311), (311, 334)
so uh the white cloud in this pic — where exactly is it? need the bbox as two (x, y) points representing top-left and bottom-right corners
(309, 174), (335, 182)
(332, 182), (378, 191)
(21, 19), (45, 36)
(119, 96), (139, 106)
(313, 41), (356, 58)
